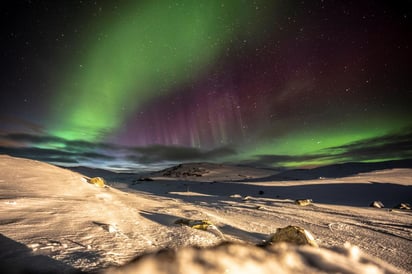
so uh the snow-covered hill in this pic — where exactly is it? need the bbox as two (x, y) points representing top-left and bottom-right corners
(0, 155), (410, 273)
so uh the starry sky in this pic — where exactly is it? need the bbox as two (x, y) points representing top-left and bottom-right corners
(1, 0), (411, 171)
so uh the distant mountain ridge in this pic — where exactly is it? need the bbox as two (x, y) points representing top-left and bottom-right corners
(63, 159), (412, 182)
(257, 159), (412, 181)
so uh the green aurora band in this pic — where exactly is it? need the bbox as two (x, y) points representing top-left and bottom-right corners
(237, 114), (411, 167)
(49, 1), (265, 141)
(41, 1), (412, 168)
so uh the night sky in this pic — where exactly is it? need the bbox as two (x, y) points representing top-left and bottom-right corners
(1, 0), (411, 171)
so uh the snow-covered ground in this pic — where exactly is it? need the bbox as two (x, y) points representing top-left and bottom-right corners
(0, 155), (410, 273)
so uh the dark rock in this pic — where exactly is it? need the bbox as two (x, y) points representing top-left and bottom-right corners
(162, 164), (209, 177)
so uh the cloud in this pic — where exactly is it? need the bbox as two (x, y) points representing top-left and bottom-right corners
(2, 133), (121, 151)
(3, 133), (64, 145)
(0, 116), (45, 134)
(0, 132), (237, 167)
(251, 128), (412, 167)
(1, 128), (411, 169)
(0, 133), (118, 165)
(0, 133), (119, 150)
(0, 146), (78, 164)
(326, 128), (412, 160)
(129, 145), (237, 163)
(0, 145), (116, 164)
(78, 152), (115, 161)
(246, 153), (330, 167)
(67, 140), (120, 151)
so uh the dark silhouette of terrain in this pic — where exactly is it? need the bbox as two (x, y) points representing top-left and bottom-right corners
(0, 234), (83, 274)
(247, 159), (412, 181)
(66, 159), (412, 183)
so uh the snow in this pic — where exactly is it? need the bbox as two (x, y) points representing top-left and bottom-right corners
(0, 155), (411, 273)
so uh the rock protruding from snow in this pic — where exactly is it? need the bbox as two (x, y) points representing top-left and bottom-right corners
(88, 177), (106, 187)
(393, 202), (411, 210)
(266, 225), (318, 247)
(369, 201), (385, 208)
(105, 242), (399, 274)
(295, 199), (313, 206)
(174, 218), (224, 239)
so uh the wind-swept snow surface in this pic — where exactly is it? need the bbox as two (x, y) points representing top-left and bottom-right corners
(0, 155), (411, 273)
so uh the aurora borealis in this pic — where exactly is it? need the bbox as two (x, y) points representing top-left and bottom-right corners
(1, 1), (411, 171)
(50, 1), (266, 142)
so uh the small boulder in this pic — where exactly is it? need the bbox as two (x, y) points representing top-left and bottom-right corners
(295, 199), (313, 206)
(267, 225), (318, 247)
(243, 195), (252, 201)
(174, 218), (224, 238)
(369, 201), (384, 208)
(138, 177), (154, 181)
(393, 202), (411, 210)
(88, 177), (106, 187)
(174, 218), (213, 230)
